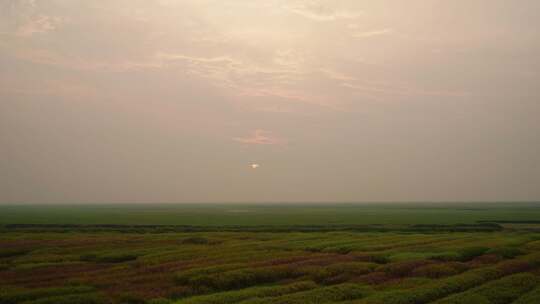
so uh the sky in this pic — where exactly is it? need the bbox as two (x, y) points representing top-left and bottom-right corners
(1, 0), (539, 203)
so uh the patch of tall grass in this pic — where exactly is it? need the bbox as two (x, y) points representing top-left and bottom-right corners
(187, 265), (300, 291)
(433, 273), (539, 304)
(80, 252), (139, 263)
(513, 286), (540, 304)
(237, 283), (372, 304)
(0, 286), (95, 304)
(354, 254), (540, 304)
(174, 281), (317, 304)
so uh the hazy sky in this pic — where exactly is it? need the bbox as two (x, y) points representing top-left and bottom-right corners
(1, 0), (539, 203)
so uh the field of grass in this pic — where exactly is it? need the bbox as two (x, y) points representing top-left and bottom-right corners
(1, 203), (540, 226)
(1, 203), (540, 303)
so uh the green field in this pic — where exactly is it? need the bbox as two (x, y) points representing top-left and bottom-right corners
(1, 203), (540, 226)
(1, 203), (540, 304)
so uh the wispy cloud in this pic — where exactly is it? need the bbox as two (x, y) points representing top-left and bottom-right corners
(353, 28), (394, 38)
(157, 53), (240, 66)
(284, 2), (362, 21)
(233, 129), (286, 145)
(320, 68), (469, 100)
(3, 47), (162, 71)
(155, 52), (341, 109)
(16, 15), (62, 37)
(341, 81), (470, 98)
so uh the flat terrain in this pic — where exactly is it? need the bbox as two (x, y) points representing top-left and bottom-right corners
(1, 203), (540, 304)
(1, 203), (540, 226)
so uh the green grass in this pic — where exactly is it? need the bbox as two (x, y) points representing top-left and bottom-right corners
(1, 203), (539, 303)
(184, 265), (301, 291)
(1, 203), (540, 226)
(433, 273), (540, 304)
(0, 286), (96, 304)
(173, 281), (317, 304)
(344, 254), (540, 304)
(17, 293), (105, 304)
(237, 283), (372, 304)
(80, 252), (140, 263)
(514, 286), (540, 304)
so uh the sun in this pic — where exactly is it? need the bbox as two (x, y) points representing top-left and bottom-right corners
(251, 163), (260, 169)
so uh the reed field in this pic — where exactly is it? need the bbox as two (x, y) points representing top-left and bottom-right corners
(1, 203), (540, 303)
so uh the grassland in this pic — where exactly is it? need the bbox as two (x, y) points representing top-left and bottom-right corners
(1, 203), (540, 226)
(1, 203), (540, 303)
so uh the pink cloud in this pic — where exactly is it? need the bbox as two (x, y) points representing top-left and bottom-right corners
(16, 15), (63, 37)
(233, 129), (285, 145)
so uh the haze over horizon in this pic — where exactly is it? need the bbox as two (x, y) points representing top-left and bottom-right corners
(2, 0), (540, 204)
